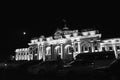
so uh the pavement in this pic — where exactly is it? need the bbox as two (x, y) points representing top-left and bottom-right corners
(0, 59), (116, 80)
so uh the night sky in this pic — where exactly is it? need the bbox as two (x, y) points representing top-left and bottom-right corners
(1, 4), (120, 61)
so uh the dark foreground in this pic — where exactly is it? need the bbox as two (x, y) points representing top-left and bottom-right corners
(0, 65), (119, 80)
(0, 54), (119, 80)
(0, 70), (100, 80)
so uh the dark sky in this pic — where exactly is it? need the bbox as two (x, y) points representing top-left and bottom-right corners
(1, 4), (120, 61)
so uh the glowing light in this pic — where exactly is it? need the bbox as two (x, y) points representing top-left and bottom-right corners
(4, 63), (7, 66)
(23, 32), (26, 35)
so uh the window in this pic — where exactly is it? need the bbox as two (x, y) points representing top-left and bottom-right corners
(94, 46), (99, 52)
(57, 48), (61, 55)
(74, 43), (78, 52)
(116, 40), (119, 42)
(94, 46), (97, 50)
(55, 46), (61, 55)
(108, 46), (113, 51)
(65, 45), (74, 54)
(84, 47), (88, 51)
(46, 47), (51, 55)
(102, 47), (106, 51)
(116, 46), (120, 51)
(58, 47), (61, 54)
(83, 46), (89, 53)
(66, 47), (71, 54)
(68, 47), (74, 54)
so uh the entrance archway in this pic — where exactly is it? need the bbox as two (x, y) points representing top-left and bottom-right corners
(65, 45), (74, 54)
(81, 41), (91, 53)
(64, 44), (74, 60)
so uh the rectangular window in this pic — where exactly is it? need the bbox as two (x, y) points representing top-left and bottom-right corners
(75, 43), (78, 52)
(85, 47), (88, 51)
(59, 47), (61, 54)
(74, 42), (78, 53)
(108, 46), (113, 51)
(116, 46), (120, 51)
(102, 47), (106, 51)
(94, 46), (98, 50)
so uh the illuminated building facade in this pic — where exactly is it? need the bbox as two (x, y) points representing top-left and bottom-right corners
(14, 28), (120, 61)
(100, 38), (120, 59)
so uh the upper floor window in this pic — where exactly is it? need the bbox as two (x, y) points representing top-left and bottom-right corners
(116, 45), (120, 51)
(108, 46), (113, 51)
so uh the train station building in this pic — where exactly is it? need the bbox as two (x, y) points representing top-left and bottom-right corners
(14, 28), (120, 61)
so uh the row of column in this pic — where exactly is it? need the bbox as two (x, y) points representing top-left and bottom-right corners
(100, 43), (120, 59)
(38, 41), (97, 61)
(15, 52), (33, 61)
(15, 41), (100, 61)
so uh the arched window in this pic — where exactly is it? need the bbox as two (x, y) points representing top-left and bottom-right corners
(46, 47), (51, 55)
(108, 46), (113, 51)
(81, 43), (91, 53)
(81, 41), (91, 53)
(29, 54), (33, 60)
(65, 45), (74, 54)
(21, 53), (24, 60)
(55, 46), (61, 55)
(94, 46), (98, 50)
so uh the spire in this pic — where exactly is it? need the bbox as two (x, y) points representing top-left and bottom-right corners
(62, 19), (69, 30)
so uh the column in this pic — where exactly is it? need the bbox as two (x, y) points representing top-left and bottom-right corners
(19, 53), (21, 60)
(91, 43), (94, 52)
(60, 44), (63, 59)
(113, 44), (118, 59)
(15, 53), (18, 61)
(78, 41), (81, 53)
(72, 42), (75, 60)
(38, 45), (40, 60)
(39, 46), (42, 60)
(42, 45), (46, 61)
